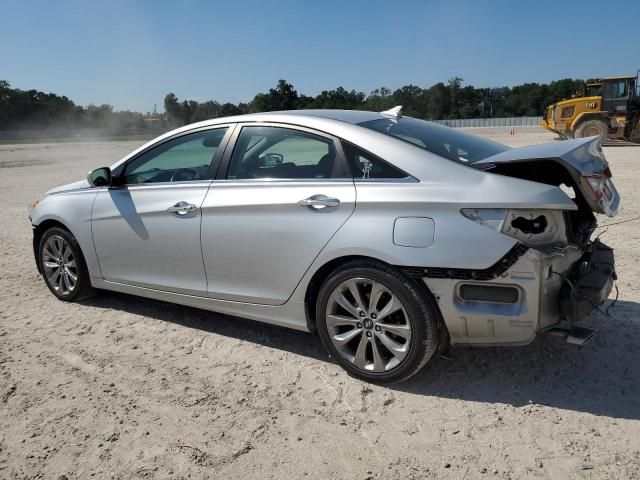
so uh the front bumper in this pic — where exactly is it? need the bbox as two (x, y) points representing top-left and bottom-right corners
(417, 241), (615, 346)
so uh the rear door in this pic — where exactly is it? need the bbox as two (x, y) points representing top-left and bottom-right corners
(201, 124), (356, 305)
(92, 126), (232, 295)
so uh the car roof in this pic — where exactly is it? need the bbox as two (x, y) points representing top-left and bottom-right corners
(131, 109), (394, 154)
(113, 110), (398, 169)
(274, 109), (385, 124)
(185, 109), (386, 128)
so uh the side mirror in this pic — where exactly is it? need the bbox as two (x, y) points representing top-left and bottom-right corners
(87, 167), (112, 187)
(260, 152), (283, 167)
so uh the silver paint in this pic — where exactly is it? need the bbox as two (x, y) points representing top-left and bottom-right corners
(30, 110), (619, 344)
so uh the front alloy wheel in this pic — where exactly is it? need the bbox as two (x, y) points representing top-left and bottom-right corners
(38, 227), (93, 302)
(42, 235), (78, 296)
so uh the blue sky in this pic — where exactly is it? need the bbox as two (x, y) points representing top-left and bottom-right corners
(1, 0), (638, 112)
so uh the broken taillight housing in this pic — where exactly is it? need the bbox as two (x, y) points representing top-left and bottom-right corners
(582, 174), (616, 214)
(577, 171), (619, 217)
(584, 176), (607, 200)
(461, 208), (567, 249)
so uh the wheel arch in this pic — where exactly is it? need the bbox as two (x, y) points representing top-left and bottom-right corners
(303, 254), (445, 340)
(32, 218), (75, 274)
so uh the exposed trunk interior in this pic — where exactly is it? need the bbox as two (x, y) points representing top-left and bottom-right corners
(481, 159), (597, 246)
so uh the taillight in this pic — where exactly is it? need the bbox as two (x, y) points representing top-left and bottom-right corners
(584, 176), (605, 200)
(603, 166), (612, 178)
(584, 175), (614, 203)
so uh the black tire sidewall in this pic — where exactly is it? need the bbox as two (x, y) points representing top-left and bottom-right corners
(38, 227), (90, 302)
(316, 262), (439, 384)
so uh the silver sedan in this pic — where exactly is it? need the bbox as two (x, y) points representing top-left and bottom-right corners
(30, 108), (620, 383)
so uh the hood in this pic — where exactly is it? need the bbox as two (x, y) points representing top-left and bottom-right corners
(45, 178), (91, 195)
(475, 136), (620, 217)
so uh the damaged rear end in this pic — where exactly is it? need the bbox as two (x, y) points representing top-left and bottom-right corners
(476, 136), (620, 217)
(461, 137), (620, 345)
(358, 115), (619, 347)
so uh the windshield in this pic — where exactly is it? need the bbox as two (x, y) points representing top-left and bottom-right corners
(358, 116), (510, 165)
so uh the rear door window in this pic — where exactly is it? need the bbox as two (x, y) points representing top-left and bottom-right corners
(227, 126), (337, 179)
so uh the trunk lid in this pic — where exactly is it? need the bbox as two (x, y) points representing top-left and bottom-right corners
(474, 136), (620, 217)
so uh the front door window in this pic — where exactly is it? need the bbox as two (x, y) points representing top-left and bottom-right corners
(123, 128), (228, 184)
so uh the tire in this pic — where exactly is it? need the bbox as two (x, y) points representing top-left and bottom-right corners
(574, 119), (609, 142)
(316, 259), (440, 383)
(38, 227), (94, 302)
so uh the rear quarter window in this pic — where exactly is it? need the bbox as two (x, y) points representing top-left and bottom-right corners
(342, 141), (409, 180)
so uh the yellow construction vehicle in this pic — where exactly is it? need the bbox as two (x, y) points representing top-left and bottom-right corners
(541, 72), (640, 144)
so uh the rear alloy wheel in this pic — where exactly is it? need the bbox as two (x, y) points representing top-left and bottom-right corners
(316, 260), (440, 383)
(326, 278), (412, 372)
(574, 119), (609, 142)
(39, 227), (93, 301)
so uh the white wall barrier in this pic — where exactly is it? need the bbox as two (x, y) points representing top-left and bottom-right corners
(433, 116), (542, 128)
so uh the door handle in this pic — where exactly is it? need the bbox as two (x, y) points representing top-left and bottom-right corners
(167, 201), (197, 215)
(297, 195), (340, 209)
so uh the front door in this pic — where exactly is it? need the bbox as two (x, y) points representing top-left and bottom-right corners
(201, 124), (356, 305)
(92, 127), (230, 296)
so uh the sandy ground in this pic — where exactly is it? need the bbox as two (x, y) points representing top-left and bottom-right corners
(0, 127), (639, 480)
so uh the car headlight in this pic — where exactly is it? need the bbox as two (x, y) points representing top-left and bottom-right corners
(461, 208), (566, 248)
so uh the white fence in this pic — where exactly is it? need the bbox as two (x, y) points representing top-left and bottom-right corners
(433, 116), (542, 128)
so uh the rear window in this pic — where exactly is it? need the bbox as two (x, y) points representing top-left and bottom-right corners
(358, 116), (510, 165)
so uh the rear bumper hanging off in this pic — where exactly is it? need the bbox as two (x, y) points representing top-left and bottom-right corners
(559, 240), (616, 322)
(411, 239), (615, 347)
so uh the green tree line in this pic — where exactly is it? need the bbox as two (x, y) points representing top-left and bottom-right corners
(0, 80), (155, 132)
(164, 77), (585, 126)
(1, 77), (586, 132)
